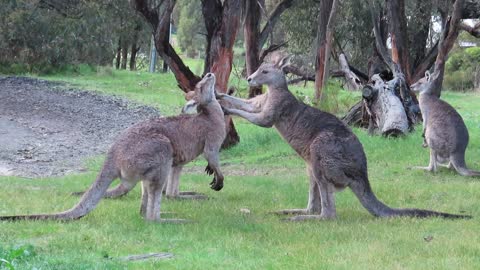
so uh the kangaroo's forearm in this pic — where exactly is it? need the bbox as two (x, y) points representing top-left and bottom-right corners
(220, 95), (257, 112)
(228, 109), (274, 128)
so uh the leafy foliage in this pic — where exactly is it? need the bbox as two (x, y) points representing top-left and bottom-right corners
(175, 0), (206, 58)
(0, 0), (149, 74)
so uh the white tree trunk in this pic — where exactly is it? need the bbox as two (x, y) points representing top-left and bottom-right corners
(338, 53), (362, 91)
(370, 75), (409, 136)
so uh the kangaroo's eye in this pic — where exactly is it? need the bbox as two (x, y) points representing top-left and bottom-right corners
(261, 70), (268, 74)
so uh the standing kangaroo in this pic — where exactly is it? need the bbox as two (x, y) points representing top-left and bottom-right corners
(410, 71), (480, 176)
(220, 60), (470, 220)
(0, 73), (226, 222)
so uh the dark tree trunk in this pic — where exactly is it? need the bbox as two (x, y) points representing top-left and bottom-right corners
(129, 44), (139, 71)
(121, 39), (128, 70)
(129, 23), (142, 71)
(410, 0), (433, 71)
(244, 0), (262, 97)
(202, 0), (242, 148)
(115, 38), (121, 69)
(134, 0), (241, 148)
(427, 0), (465, 97)
(162, 15), (170, 73)
(314, 0), (338, 103)
(387, 0), (411, 83)
(135, 0), (200, 92)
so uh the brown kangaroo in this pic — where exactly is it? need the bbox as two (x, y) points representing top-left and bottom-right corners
(0, 73), (226, 222)
(220, 60), (470, 220)
(410, 71), (480, 176)
(71, 85), (237, 200)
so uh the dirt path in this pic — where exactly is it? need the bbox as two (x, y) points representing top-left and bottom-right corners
(0, 76), (160, 178)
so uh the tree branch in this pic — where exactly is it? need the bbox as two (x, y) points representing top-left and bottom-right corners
(259, 42), (287, 63)
(258, 0), (295, 49)
(460, 21), (480, 38)
(429, 0), (465, 97)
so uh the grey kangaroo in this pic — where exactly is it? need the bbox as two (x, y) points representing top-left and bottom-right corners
(410, 71), (480, 176)
(71, 85), (237, 200)
(0, 73), (226, 222)
(219, 60), (470, 220)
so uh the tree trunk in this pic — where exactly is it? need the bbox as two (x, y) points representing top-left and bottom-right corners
(121, 39), (128, 70)
(134, 0), (241, 148)
(244, 0), (262, 97)
(115, 38), (121, 69)
(134, 0), (201, 92)
(426, 0), (465, 97)
(314, 0), (338, 103)
(387, 0), (411, 83)
(410, 0), (433, 71)
(129, 23), (142, 71)
(202, 0), (242, 148)
(338, 53), (362, 91)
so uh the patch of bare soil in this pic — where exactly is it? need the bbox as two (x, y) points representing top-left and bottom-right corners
(0, 76), (160, 177)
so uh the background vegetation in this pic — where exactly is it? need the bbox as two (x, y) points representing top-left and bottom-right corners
(0, 70), (479, 269)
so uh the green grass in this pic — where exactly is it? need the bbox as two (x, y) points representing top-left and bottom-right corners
(1, 69), (480, 269)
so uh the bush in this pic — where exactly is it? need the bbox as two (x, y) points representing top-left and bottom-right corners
(444, 68), (476, 92)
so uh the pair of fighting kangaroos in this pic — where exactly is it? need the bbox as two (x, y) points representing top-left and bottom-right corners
(0, 60), (475, 222)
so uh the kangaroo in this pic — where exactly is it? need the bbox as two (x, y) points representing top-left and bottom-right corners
(410, 71), (480, 176)
(0, 73), (226, 222)
(219, 59), (470, 220)
(71, 86), (237, 200)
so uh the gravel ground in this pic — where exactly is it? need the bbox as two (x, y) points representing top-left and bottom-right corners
(0, 76), (160, 178)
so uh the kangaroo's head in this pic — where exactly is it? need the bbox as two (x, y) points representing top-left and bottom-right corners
(182, 73), (216, 114)
(247, 56), (290, 88)
(410, 71), (432, 95)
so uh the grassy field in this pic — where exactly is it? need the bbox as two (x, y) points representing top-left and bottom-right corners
(1, 69), (480, 269)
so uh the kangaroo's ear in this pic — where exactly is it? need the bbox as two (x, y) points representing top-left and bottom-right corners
(425, 71), (431, 82)
(275, 55), (291, 71)
(184, 91), (196, 101)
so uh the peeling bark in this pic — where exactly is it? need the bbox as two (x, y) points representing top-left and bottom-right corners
(314, 0), (338, 103)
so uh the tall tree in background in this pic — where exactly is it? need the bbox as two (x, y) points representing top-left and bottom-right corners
(133, 0), (242, 148)
(313, 0), (338, 103)
(243, 0), (294, 97)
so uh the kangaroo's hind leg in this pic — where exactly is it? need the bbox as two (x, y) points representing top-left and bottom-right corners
(165, 165), (208, 200)
(411, 148), (438, 172)
(143, 167), (190, 223)
(284, 173), (336, 222)
(274, 164), (321, 216)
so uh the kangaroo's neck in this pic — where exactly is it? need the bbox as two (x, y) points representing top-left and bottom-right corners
(198, 100), (224, 118)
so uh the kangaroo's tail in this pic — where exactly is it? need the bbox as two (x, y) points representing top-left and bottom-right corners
(451, 153), (480, 177)
(0, 161), (117, 221)
(350, 180), (471, 219)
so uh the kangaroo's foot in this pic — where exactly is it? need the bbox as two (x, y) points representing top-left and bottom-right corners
(409, 166), (437, 172)
(166, 191), (208, 200)
(271, 209), (310, 215)
(438, 162), (454, 170)
(282, 214), (335, 222)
